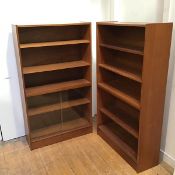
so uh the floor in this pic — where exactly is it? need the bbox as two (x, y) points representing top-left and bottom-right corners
(0, 133), (173, 175)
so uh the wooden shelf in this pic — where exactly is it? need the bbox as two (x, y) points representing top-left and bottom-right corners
(99, 63), (142, 83)
(31, 117), (90, 141)
(26, 79), (91, 97)
(100, 108), (138, 138)
(20, 40), (90, 49)
(28, 98), (90, 116)
(98, 82), (140, 110)
(100, 43), (144, 56)
(23, 61), (90, 74)
(98, 125), (137, 162)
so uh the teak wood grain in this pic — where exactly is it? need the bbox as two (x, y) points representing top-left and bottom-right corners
(138, 23), (173, 172)
(96, 22), (173, 172)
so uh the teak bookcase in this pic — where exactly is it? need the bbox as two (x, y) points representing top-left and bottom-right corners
(96, 22), (172, 172)
(12, 22), (92, 149)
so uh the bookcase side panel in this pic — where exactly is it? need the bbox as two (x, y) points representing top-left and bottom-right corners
(12, 25), (31, 146)
(138, 23), (173, 172)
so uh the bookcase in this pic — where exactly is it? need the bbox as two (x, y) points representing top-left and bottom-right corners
(96, 22), (173, 172)
(12, 22), (92, 149)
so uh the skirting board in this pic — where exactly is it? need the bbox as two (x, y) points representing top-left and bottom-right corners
(160, 149), (175, 169)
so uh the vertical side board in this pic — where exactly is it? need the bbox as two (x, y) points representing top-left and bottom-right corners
(96, 23), (103, 126)
(83, 23), (93, 124)
(12, 25), (31, 146)
(138, 23), (173, 172)
(89, 23), (93, 124)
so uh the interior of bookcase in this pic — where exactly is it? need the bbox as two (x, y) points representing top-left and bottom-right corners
(99, 89), (139, 138)
(21, 44), (90, 67)
(98, 25), (145, 52)
(17, 24), (92, 144)
(99, 68), (141, 103)
(24, 67), (90, 88)
(99, 48), (143, 82)
(97, 24), (145, 163)
(99, 113), (138, 162)
(18, 25), (90, 43)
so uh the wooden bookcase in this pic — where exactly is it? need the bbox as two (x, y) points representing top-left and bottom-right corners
(12, 22), (92, 149)
(96, 22), (173, 172)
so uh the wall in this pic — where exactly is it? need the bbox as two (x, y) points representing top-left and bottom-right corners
(113, 0), (164, 22)
(0, 0), (110, 140)
(160, 0), (175, 168)
(113, 0), (175, 168)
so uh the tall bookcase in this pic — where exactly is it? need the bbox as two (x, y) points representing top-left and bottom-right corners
(96, 22), (172, 172)
(12, 22), (92, 150)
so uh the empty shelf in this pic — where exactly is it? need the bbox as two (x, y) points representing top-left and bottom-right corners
(23, 61), (90, 74)
(98, 125), (137, 162)
(100, 43), (144, 56)
(28, 98), (90, 116)
(20, 40), (90, 48)
(98, 82), (140, 110)
(99, 63), (142, 83)
(100, 108), (138, 139)
(26, 79), (91, 97)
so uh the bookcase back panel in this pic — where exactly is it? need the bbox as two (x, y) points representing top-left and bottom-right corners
(24, 67), (90, 88)
(99, 69), (141, 101)
(100, 89), (139, 121)
(98, 25), (145, 51)
(62, 105), (90, 131)
(100, 47), (143, 77)
(100, 113), (138, 153)
(29, 106), (90, 138)
(21, 45), (87, 67)
(27, 92), (61, 108)
(61, 87), (90, 102)
(30, 111), (62, 132)
(18, 25), (90, 44)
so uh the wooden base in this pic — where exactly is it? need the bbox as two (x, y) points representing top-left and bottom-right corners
(30, 126), (92, 150)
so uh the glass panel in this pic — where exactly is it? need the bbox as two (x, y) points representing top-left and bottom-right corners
(27, 87), (91, 139)
(27, 92), (62, 140)
(61, 87), (91, 131)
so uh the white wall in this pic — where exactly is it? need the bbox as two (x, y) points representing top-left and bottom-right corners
(160, 0), (175, 168)
(0, 0), (110, 140)
(114, 0), (164, 22)
(113, 0), (175, 168)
